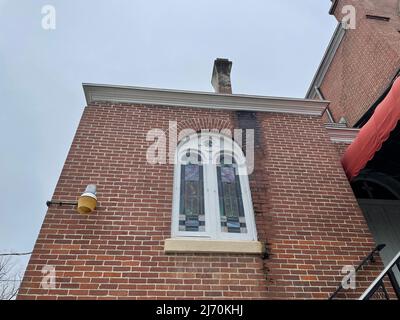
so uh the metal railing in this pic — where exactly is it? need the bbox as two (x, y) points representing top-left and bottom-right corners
(329, 244), (386, 300)
(359, 251), (400, 300)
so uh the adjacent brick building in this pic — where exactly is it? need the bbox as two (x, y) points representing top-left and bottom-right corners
(308, 0), (400, 127)
(307, 0), (400, 274)
(18, 1), (400, 300)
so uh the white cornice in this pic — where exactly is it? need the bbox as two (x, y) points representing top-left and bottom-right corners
(83, 83), (328, 116)
(325, 125), (359, 143)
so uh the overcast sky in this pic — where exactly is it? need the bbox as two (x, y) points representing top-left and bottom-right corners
(0, 0), (336, 275)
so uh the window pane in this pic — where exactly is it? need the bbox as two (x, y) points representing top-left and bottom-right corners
(217, 157), (247, 234)
(179, 159), (205, 232)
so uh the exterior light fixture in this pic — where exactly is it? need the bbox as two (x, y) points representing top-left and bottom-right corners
(46, 184), (97, 214)
(77, 184), (97, 214)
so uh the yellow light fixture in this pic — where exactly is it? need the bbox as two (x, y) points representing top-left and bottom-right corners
(77, 184), (97, 214)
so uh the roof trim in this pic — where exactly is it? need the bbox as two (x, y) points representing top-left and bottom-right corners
(325, 125), (359, 143)
(306, 23), (346, 99)
(83, 83), (328, 116)
(329, 0), (339, 15)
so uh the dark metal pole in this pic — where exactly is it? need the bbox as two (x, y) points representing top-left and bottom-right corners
(46, 200), (78, 207)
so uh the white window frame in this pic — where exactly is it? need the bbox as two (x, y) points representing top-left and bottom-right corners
(171, 132), (257, 241)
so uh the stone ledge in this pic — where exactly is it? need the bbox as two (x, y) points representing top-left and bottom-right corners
(164, 238), (265, 254)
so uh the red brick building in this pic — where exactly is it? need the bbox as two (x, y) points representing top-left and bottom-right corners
(307, 0), (400, 281)
(18, 1), (400, 300)
(308, 0), (400, 128)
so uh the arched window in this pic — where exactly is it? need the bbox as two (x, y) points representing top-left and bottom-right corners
(172, 132), (257, 241)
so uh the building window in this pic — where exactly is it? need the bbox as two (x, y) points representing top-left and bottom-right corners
(172, 132), (257, 241)
(179, 153), (205, 232)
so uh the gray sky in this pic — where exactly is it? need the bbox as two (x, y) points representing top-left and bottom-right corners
(0, 0), (336, 274)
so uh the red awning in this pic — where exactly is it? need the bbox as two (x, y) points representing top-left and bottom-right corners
(342, 77), (400, 181)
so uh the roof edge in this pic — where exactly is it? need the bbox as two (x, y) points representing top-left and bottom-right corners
(329, 0), (339, 15)
(83, 83), (329, 116)
(305, 23), (346, 99)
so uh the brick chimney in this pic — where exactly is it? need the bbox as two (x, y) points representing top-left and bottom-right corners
(211, 58), (233, 94)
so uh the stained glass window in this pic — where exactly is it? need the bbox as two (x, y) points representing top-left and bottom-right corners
(174, 133), (256, 241)
(217, 156), (247, 234)
(179, 152), (205, 232)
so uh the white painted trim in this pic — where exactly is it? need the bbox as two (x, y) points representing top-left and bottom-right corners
(325, 125), (359, 143)
(83, 83), (328, 116)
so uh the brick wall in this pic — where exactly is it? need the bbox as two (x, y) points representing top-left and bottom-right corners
(18, 102), (382, 299)
(333, 142), (350, 157)
(321, 0), (400, 127)
(256, 113), (382, 299)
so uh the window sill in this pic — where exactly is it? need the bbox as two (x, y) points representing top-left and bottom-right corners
(164, 238), (265, 254)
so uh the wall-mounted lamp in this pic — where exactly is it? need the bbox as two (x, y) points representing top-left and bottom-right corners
(77, 184), (97, 214)
(46, 184), (97, 214)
